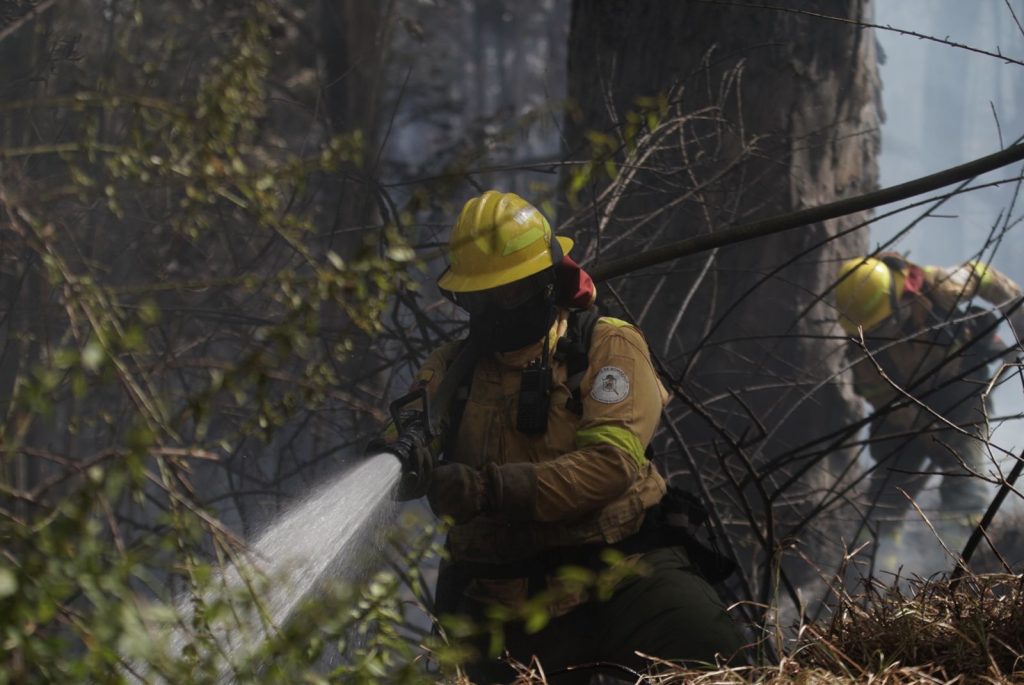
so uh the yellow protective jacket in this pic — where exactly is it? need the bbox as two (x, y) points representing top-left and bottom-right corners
(415, 310), (669, 605)
(849, 258), (1022, 432)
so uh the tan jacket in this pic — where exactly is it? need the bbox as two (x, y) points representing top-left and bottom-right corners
(415, 311), (669, 607)
(849, 259), (1022, 431)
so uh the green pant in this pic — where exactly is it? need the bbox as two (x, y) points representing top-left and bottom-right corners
(458, 547), (748, 684)
(868, 389), (990, 528)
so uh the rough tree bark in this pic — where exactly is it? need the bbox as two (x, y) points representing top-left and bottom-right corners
(563, 0), (881, 608)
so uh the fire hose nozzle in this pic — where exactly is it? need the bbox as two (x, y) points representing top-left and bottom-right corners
(381, 337), (484, 499)
(387, 389), (436, 500)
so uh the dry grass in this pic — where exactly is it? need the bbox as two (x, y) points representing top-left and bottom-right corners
(798, 572), (1024, 683)
(465, 572), (1024, 684)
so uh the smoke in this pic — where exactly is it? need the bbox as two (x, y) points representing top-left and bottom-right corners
(865, 0), (1024, 579)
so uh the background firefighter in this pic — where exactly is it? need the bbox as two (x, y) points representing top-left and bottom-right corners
(381, 190), (746, 682)
(835, 253), (1024, 539)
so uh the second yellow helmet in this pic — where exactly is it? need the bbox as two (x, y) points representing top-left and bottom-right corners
(437, 190), (573, 293)
(835, 257), (905, 334)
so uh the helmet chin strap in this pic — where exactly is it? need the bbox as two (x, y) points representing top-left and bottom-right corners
(512, 233), (570, 433)
(549, 231), (564, 265)
(887, 275), (902, 330)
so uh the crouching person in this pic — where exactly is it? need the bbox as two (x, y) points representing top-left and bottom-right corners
(384, 190), (747, 683)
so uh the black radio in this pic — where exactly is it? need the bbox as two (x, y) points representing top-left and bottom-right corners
(516, 359), (552, 435)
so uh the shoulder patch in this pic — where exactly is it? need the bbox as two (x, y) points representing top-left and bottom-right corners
(590, 365), (630, 404)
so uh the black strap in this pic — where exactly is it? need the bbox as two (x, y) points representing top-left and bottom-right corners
(443, 344), (475, 462)
(549, 230), (564, 264)
(556, 307), (601, 416)
(427, 335), (485, 436)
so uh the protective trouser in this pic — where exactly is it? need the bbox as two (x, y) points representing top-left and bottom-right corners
(867, 385), (990, 532)
(456, 547), (748, 685)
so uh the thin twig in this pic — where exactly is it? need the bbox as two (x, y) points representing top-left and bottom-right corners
(0, 0), (58, 45)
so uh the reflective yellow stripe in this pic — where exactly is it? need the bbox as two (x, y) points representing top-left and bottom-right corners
(502, 225), (545, 255)
(599, 316), (632, 329)
(575, 425), (647, 467)
(969, 260), (992, 288)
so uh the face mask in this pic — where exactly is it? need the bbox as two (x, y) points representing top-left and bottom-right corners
(470, 289), (555, 352)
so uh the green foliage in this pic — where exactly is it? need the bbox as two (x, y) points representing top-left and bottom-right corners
(0, 1), (422, 681)
(565, 94), (670, 207)
(0, 451), (449, 683)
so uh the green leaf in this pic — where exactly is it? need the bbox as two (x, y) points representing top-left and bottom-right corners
(122, 326), (146, 351)
(523, 606), (550, 634)
(603, 159), (618, 179)
(53, 348), (79, 369)
(0, 567), (18, 599)
(554, 565), (594, 585)
(139, 299), (160, 325)
(585, 130), (612, 148)
(81, 341), (105, 372)
(569, 163), (593, 194)
(71, 372), (88, 399)
(326, 251), (345, 270)
(385, 245), (415, 262)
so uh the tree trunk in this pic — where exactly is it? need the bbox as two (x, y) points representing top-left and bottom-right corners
(563, 0), (881, 611)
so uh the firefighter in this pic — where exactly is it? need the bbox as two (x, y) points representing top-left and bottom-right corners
(835, 253), (1024, 536)
(387, 191), (746, 682)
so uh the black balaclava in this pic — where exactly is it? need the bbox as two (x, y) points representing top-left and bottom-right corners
(470, 287), (556, 353)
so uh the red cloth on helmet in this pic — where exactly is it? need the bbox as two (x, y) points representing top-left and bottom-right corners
(555, 256), (597, 309)
(902, 263), (926, 296)
(878, 252), (925, 297)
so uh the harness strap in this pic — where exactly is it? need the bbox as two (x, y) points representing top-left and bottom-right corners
(443, 344), (473, 462)
(556, 307), (601, 416)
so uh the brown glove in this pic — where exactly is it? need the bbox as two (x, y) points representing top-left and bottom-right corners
(427, 463), (485, 524)
(483, 462), (537, 519)
(428, 462), (538, 524)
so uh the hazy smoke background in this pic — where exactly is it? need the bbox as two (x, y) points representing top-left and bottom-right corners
(870, 0), (1024, 575)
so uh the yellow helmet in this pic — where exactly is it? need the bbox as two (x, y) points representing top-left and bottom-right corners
(835, 257), (905, 334)
(437, 190), (574, 293)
